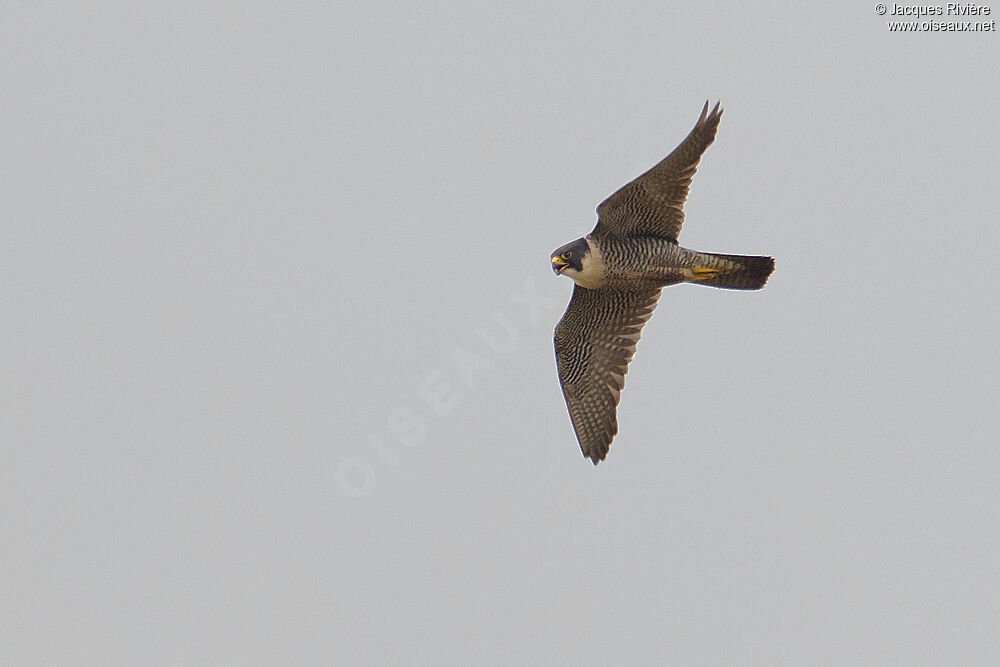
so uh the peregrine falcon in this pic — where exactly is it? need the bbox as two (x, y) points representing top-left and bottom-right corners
(552, 101), (774, 464)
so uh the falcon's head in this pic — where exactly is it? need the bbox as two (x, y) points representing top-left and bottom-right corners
(550, 238), (589, 277)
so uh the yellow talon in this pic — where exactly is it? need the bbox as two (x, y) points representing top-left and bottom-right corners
(691, 266), (721, 280)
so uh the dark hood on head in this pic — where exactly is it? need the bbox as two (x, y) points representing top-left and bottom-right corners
(551, 238), (588, 272)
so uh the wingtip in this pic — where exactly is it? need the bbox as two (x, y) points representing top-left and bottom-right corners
(584, 446), (609, 465)
(697, 100), (723, 127)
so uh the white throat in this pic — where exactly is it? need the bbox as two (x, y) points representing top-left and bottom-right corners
(566, 237), (606, 289)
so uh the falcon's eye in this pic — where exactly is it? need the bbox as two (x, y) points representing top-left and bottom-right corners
(563, 251), (572, 259)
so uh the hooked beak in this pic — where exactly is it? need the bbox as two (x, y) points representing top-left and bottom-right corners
(551, 255), (567, 274)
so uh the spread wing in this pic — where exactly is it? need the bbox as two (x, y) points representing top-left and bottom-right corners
(554, 285), (663, 463)
(594, 101), (722, 242)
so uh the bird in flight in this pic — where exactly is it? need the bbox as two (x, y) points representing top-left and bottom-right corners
(551, 101), (774, 464)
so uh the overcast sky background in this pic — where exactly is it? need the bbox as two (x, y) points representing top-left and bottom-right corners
(3, 2), (999, 664)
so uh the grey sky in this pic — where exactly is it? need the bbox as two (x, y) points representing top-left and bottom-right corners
(3, 2), (998, 664)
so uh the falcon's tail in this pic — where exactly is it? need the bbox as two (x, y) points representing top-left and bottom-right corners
(689, 253), (775, 290)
